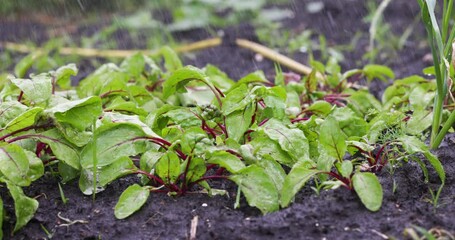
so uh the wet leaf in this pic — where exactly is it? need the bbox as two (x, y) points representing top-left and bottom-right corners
(47, 96), (102, 131)
(281, 161), (320, 207)
(319, 116), (347, 161)
(207, 151), (245, 173)
(114, 184), (150, 219)
(155, 152), (181, 184)
(6, 181), (39, 232)
(80, 123), (148, 169)
(52, 63), (78, 89)
(225, 103), (255, 142)
(0, 144), (30, 186)
(261, 119), (309, 162)
(1, 107), (42, 134)
(230, 165), (279, 214)
(162, 66), (207, 99)
(352, 172), (383, 211)
(9, 73), (52, 104)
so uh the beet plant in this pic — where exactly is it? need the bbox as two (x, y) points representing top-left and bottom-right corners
(0, 47), (448, 237)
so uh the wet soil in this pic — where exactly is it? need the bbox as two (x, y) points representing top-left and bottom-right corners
(1, 0), (454, 239)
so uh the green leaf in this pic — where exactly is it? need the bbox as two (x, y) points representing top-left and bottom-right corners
(52, 63), (78, 89)
(9, 73), (52, 104)
(183, 157), (206, 183)
(319, 116), (347, 161)
(6, 182), (39, 232)
(80, 123), (147, 169)
(150, 105), (201, 135)
(79, 156), (136, 195)
(248, 136), (294, 166)
(229, 165), (279, 214)
(207, 151), (245, 173)
(161, 46), (183, 72)
(162, 66), (207, 99)
(1, 107), (43, 134)
(120, 53), (145, 79)
(180, 127), (208, 155)
(14, 52), (42, 78)
(305, 101), (332, 117)
(222, 84), (255, 115)
(281, 161), (320, 207)
(155, 152), (181, 184)
(257, 155), (286, 191)
(352, 172), (383, 211)
(261, 119), (309, 162)
(363, 64), (395, 82)
(140, 149), (164, 174)
(24, 150), (44, 181)
(114, 184), (150, 219)
(0, 144), (30, 186)
(0, 102), (28, 128)
(47, 96), (102, 131)
(339, 160), (353, 178)
(331, 107), (368, 137)
(36, 129), (81, 170)
(59, 162), (79, 184)
(225, 103), (255, 142)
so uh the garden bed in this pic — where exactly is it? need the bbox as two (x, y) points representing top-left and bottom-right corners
(1, 0), (454, 239)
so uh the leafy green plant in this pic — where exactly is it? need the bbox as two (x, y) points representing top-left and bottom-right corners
(0, 44), (447, 237)
(417, 0), (455, 149)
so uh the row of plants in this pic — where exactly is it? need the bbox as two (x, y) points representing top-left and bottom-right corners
(0, 0), (453, 238)
(0, 43), (450, 237)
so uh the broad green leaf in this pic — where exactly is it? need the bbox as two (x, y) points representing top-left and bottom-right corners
(10, 73), (52, 104)
(14, 52), (42, 78)
(150, 105), (201, 135)
(103, 112), (158, 137)
(249, 136), (294, 166)
(24, 150), (44, 181)
(305, 101), (332, 117)
(77, 64), (128, 97)
(1, 107), (42, 134)
(55, 122), (92, 147)
(80, 123), (148, 169)
(162, 66), (207, 99)
(331, 107), (368, 137)
(261, 119), (309, 162)
(352, 172), (383, 211)
(52, 63), (78, 89)
(47, 96), (102, 131)
(319, 116), (347, 161)
(339, 160), (353, 178)
(225, 103), (255, 142)
(204, 64), (235, 91)
(155, 152), (181, 184)
(235, 71), (269, 86)
(183, 157), (206, 183)
(281, 161), (320, 207)
(406, 110), (433, 135)
(120, 53), (145, 79)
(161, 46), (183, 72)
(295, 116), (320, 159)
(348, 91), (382, 116)
(222, 84), (255, 115)
(0, 144), (30, 186)
(257, 155), (286, 191)
(104, 97), (149, 116)
(36, 129), (80, 170)
(6, 182), (39, 232)
(59, 162), (79, 184)
(140, 149), (164, 173)
(363, 64), (395, 82)
(207, 151), (245, 173)
(0, 102), (28, 128)
(398, 135), (445, 184)
(180, 127), (208, 155)
(114, 184), (150, 219)
(79, 156), (136, 195)
(261, 88), (287, 120)
(230, 165), (279, 214)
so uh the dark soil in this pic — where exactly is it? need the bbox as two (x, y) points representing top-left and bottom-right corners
(1, 0), (454, 239)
